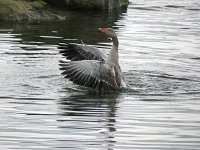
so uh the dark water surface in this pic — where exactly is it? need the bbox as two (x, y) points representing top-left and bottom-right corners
(0, 0), (200, 149)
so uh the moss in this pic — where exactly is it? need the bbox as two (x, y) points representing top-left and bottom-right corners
(0, 0), (14, 18)
(0, 0), (65, 22)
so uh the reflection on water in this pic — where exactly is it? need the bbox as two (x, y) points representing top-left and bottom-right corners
(0, 0), (200, 149)
(57, 92), (119, 149)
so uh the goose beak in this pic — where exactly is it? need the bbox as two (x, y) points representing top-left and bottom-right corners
(98, 28), (109, 33)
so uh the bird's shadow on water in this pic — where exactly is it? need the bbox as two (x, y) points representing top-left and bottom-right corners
(58, 86), (123, 112)
(57, 87), (123, 149)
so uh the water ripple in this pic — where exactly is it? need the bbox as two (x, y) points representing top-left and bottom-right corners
(0, 0), (200, 149)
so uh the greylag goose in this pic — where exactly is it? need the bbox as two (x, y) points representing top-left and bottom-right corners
(59, 28), (126, 90)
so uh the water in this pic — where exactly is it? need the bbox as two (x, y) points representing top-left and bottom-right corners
(0, 0), (200, 149)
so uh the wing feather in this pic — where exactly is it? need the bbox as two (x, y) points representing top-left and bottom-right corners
(59, 60), (119, 90)
(59, 43), (107, 61)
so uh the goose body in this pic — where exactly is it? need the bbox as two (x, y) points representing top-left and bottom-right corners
(59, 28), (126, 90)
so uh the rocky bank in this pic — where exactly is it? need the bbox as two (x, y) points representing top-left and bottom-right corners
(0, 0), (128, 22)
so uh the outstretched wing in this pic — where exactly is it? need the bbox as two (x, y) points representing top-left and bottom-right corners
(59, 60), (119, 90)
(58, 43), (107, 61)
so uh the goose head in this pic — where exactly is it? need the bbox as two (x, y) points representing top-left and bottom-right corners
(98, 28), (117, 38)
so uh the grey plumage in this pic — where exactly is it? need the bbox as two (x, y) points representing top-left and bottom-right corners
(59, 60), (119, 90)
(59, 28), (126, 90)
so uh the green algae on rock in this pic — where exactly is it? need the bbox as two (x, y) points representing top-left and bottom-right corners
(0, 0), (65, 22)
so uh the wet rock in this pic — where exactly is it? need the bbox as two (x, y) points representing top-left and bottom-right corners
(0, 0), (129, 22)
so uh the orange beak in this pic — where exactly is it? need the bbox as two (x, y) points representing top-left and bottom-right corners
(98, 28), (109, 33)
